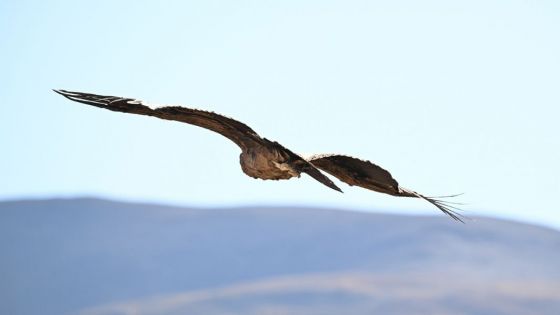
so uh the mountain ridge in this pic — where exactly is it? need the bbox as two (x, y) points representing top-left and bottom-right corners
(1, 198), (559, 315)
(2, 196), (554, 232)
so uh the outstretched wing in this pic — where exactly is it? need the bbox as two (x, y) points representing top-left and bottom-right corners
(307, 154), (399, 193)
(307, 154), (464, 222)
(54, 89), (262, 151)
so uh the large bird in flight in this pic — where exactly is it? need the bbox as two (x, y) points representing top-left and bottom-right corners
(54, 89), (464, 222)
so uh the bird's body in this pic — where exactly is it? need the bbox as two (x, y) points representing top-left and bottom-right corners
(54, 89), (464, 222)
(239, 140), (300, 180)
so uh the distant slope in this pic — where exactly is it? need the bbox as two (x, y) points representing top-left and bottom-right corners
(81, 272), (560, 315)
(1, 198), (559, 315)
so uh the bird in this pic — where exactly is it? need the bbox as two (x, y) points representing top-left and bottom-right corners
(54, 89), (464, 222)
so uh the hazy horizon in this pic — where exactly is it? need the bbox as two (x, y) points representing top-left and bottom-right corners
(2, 195), (558, 232)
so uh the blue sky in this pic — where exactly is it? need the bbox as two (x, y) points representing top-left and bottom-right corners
(1, 0), (559, 228)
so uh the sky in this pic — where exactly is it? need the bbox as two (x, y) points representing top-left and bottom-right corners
(1, 0), (559, 228)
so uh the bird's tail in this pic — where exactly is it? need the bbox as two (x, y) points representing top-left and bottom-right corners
(302, 165), (343, 193)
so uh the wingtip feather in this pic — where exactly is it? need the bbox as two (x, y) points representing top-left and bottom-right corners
(400, 187), (467, 223)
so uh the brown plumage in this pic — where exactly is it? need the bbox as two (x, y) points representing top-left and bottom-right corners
(54, 89), (464, 222)
(307, 154), (464, 222)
